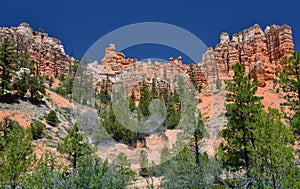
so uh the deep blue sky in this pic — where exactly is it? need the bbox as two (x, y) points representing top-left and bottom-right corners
(1, 0), (300, 63)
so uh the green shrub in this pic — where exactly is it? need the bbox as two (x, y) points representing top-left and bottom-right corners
(29, 121), (45, 140)
(45, 110), (60, 126)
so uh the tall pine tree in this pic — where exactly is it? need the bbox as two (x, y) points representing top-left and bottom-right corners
(277, 51), (300, 133)
(217, 62), (263, 175)
(139, 79), (151, 117)
(129, 89), (136, 112)
(0, 38), (17, 96)
(151, 78), (157, 99)
(249, 108), (298, 188)
(59, 122), (93, 169)
(0, 118), (34, 188)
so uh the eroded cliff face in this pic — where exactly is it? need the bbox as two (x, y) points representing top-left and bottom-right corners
(88, 43), (190, 101)
(0, 23), (73, 78)
(199, 24), (294, 87)
(93, 24), (294, 91)
(0, 23), (293, 88)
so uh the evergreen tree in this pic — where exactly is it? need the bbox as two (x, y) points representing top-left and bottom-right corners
(17, 50), (34, 71)
(12, 50), (45, 100)
(98, 77), (111, 105)
(0, 38), (17, 96)
(13, 71), (29, 97)
(189, 63), (202, 92)
(151, 78), (157, 99)
(139, 151), (150, 177)
(29, 74), (45, 100)
(189, 63), (196, 87)
(277, 52), (300, 107)
(0, 118), (33, 189)
(29, 121), (45, 140)
(129, 89), (136, 112)
(45, 110), (60, 126)
(59, 122), (93, 169)
(164, 90), (181, 130)
(115, 152), (132, 169)
(49, 77), (54, 88)
(277, 51), (300, 133)
(165, 99), (180, 129)
(139, 79), (151, 117)
(249, 108), (298, 188)
(26, 152), (135, 189)
(217, 63), (263, 175)
(24, 152), (66, 188)
(193, 110), (207, 167)
(159, 143), (221, 188)
(102, 106), (137, 144)
(291, 111), (300, 134)
(71, 155), (135, 188)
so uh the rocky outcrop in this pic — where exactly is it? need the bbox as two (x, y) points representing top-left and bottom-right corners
(0, 23), (73, 78)
(101, 43), (137, 73)
(90, 24), (294, 92)
(200, 24), (294, 87)
(89, 44), (190, 100)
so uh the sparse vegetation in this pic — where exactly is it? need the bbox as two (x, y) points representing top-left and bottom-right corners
(29, 121), (46, 140)
(45, 110), (60, 126)
(0, 25), (299, 189)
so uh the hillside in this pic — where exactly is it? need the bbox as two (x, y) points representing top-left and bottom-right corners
(0, 23), (299, 188)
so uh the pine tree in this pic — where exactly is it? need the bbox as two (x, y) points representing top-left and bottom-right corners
(165, 99), (180, 129)
(17, 50), (34, 71)
(159, 142), (221, 188)
(189, 63), (201, 92)
(29, 121), (45, 140)
(0, 118), (34, 188)
(217, 62), (263, 174)
(98, 77), (111, 105)
(129, 89), (136, 112)
(49, 77), (54, 88)
(26, 152), (135, 188)
(164, 90), (181, 130)
(29, 74), (45, 100)
(59, 122), (93, 169)
(151, 78), (157, 99)
(193, 110), (207, 167)
(277, 52), (300, 107)
(277, 51), (300, 133)
(249, 108), (298, 188)
(12, 50), (45, 100)
(24, 152), (65, 188)
(73, 62), (89, 104)
(189, 63), (196, 87)
(139, 151), (149, 177)
(0, 38), (17, 96)
(45, 110), (60, 126)
(102, 106), (137, 144)
(13, 71), (29, 97)
(115, 152), (132, 169)
(139, 79), (151, 117)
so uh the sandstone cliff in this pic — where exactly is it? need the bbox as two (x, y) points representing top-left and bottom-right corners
(88, 43), (190, 101)
(199, 24), (294, 87)
(90, 24), (294, 92)
(0, 23), (73, 78)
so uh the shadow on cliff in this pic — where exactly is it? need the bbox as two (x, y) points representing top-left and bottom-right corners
(0, 94), (46, 107)
(0, 94), (20, 104)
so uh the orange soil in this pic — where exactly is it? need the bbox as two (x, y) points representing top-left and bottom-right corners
(0, 110), (31, 127)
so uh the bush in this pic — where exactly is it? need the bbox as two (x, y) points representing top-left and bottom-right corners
(55, 86), (67, 97)
(45, 110), (59, 126)
(29, 121), (46, 140)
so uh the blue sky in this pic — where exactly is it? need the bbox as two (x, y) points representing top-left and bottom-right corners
(1, 0), (300, 63)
